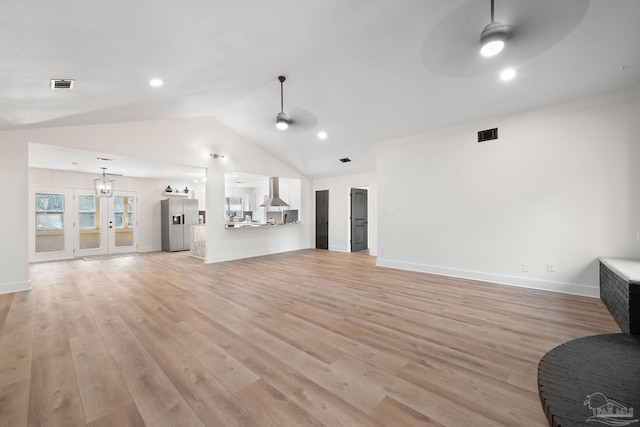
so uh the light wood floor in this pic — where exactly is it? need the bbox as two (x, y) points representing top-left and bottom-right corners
(0, 249), (620, 426)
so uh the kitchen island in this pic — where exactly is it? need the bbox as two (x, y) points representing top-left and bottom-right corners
(190, 225), (206, 258)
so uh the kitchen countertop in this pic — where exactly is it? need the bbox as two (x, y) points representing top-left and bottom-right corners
(599, 257), (640, 284)
(225, 222), (301, 229)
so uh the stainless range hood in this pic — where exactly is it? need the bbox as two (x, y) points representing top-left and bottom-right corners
(260, 177), (289, 207)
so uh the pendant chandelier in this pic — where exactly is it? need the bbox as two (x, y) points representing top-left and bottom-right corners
(93, 167), (115, 197)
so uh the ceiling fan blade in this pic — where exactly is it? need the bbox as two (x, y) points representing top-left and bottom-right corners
(286, 107), (319, 133)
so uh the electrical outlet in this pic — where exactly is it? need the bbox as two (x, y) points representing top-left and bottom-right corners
(547, 263), (555, 272)
(522, 263), (529, 272)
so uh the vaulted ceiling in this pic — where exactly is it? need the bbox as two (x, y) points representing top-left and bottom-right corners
(2, 0), (640, 178)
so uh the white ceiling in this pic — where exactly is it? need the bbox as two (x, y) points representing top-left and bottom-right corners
(3, 0), (640, 179)
(28, 143), (206, 182)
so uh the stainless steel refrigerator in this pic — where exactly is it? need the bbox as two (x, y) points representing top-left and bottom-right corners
(161, 198), (199, 251)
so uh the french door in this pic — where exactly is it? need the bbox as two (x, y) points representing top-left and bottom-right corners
(75, 190), (138, 257)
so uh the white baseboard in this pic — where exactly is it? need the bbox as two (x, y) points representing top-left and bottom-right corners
(138, 245), (162, 253)
(329, 244), (350, 253)
(375, 258), (599, 298)
(0, 280), (31, 295)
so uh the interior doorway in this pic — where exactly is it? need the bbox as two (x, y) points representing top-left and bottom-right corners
(74, 190), (138, 257)
(315, 190), (329, 249)
(350, 188), (368, 252)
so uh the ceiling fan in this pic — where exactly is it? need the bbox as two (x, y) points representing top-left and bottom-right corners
(419, 0), (590, 78)
(276, 76), (290, 130)
(273, 75), (318, 133)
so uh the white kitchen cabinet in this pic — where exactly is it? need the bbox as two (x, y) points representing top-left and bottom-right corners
(279, 182), (299, 210)
(242, 192), (253, 211)
(287, 188), (299, 209)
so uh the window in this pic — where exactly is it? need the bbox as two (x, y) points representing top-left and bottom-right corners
(127, 197), (135, 227)
(78, 195), (97, 229)
(35, 192), (65, 253)
(114, 196), (135, 228)
(35, 193), (64, 230)
(114, 197), (123, 227)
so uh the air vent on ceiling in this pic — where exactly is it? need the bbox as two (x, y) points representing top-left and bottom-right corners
(339, 158), (351, 163)
(478, 127), (498, 143)
(50, 79), (75, 90)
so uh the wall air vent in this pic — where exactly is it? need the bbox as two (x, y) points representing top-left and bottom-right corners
(50, 79), (75, 90)
(478, 127), (498, 142)
(339, 158), (351, 163)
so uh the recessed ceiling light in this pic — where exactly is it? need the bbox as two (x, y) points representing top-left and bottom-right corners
(317, 131), (327, 140)
(339, 157), (351, 163)
(500, 68), (516, 81)
(149, 78), (164, 87)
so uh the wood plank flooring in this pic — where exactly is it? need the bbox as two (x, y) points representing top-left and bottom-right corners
(0, 249), (620, 426)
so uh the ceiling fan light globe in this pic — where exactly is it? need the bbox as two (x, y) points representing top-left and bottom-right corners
(480, 40), (504, 57)
(276, 112), (290, 130)
(480, 21), (507, 57)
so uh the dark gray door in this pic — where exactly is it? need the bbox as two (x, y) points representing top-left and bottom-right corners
(350, 188), (368, 252)
(315, 190), (329, 250)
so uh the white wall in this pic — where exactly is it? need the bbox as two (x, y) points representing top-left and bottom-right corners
(0, 138), (29, 294)
(376, 87), (640, 297)
(205, 146), (311, 263)
(312, 173), (377, 254)
(1, 116), (311, 270)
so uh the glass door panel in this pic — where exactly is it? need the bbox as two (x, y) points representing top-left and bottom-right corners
(35, 192), (65, 253)
(75, 191), (107, 257)
(78, 194), (101, 250)
(109, 193), (137, 253)
(76, 191), (137, 256)
(30, 187), (74, 262)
